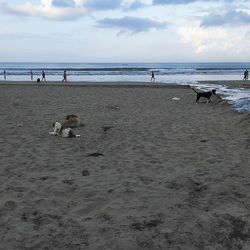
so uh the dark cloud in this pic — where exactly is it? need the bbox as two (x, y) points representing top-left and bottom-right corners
(97, 16), (167, 34)
(85, 0), (122, 11)
(201, 10), (250, 27)
(52, 0), (76, 8)
(126, 0), (147, 10)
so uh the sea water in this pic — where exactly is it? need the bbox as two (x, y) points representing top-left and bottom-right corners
(0, 62), (249, 82)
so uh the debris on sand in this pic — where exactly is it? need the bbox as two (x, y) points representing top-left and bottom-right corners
(87, 152), (104, 157)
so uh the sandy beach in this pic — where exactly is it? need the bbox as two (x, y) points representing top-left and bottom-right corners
(0, 83), (250, 250)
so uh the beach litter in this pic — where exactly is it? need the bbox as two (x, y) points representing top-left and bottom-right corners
(106, 105), (120, 110)
(200, 139), (208, 143)
(102, 126), (114, 133)
(87, 152), (104, 157)
(172, 97), (180, 101)
(82, 170), (90, 176)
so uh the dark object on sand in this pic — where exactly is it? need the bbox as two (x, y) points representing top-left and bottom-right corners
(62, 179), (74, 185)
(63, 114), (84, 128)
(38, 176), (48, 181)
(37, 78), (41, 83)
(87, 152), (104, 157)
(200, 139), (208, 143)
(131, 219), (163, 231)
(106, 105), (120, 110)
(82, 170), (90, 176)
(192, 88), (216, 103)
(102, 126), (113, 133)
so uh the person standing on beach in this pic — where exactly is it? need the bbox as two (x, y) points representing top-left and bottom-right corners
(3, 70), (6, 80)
(31, 70), (33, 80)
(42, 70), (46, 82)
(151, 71), (155, 82)
(243, 69), (249, 80)
(62, 70), (67, 83)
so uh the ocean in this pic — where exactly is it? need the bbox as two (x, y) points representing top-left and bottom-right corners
(0, 62), (250, 112)
(0, 62), (249, 82)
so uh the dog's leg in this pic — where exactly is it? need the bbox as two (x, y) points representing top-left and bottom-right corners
(196, 95), (200, 103)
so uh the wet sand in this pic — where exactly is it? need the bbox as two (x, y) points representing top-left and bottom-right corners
(0, 83), (250, 249)
(198, 80), (250, 89)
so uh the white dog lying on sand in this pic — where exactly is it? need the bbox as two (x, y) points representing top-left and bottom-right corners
(49, 122), (80, 138)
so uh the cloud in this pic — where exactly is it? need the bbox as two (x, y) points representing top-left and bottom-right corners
(246, 30), (250, 39)
(153, 0), (198, 5)
(1, 0), (85, 20)
(0, 31), (40, 39)
(152, 0), (247, 6)
(97, 16), (167, 34)
(201, 10), (250, 27)
(178, 26), (230, 53)
(178, 5), (250, 56)
(0, 0), (126, 19)
(52, 0), (76, 8)
(125, 0), (147, 10)
(84, 0), (123, 11)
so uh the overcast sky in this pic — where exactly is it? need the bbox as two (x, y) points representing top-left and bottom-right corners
(0, 0), (250, 62)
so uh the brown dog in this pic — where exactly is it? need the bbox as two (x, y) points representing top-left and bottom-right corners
(62, 114), (84, 128)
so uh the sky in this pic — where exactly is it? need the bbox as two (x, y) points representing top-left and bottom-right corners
(0, 0), (250, 62)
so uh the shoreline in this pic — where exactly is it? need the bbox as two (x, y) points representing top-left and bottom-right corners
(0, 81), (189, 89)
(0, 79), (249, 87)
(198, 80), (250, 89)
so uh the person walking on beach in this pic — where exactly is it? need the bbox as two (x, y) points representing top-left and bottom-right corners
(31, 70), (33, 81)
(62, 70), (67, 83)
(151, 71), (155, 82)
(42, 70), (46, 82)
(3, 70), (6, 80)
(243, 69), (249, 80)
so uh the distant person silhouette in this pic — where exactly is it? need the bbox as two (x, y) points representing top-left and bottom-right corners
(42, 70), (46, 82)
(151, 71), (155, 82)
(243, 69), (249, 80)
(62, 70), (67, 83)
(3, 70), (6, 80)
(31, 70), (33, 80)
